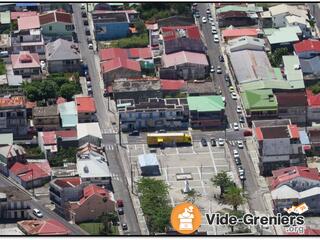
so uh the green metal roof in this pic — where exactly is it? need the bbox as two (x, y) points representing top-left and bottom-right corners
(0, 11), (10, 24)
(282, 55), (305, 89)
(266, 26), (301, 45)
(187, 95), (224, 112)
(273, 68), (283, 81)
(58, 101), (78, 128)
(216, 5), (262, 14)
(241, 89), (278, 111)
(239, 79), (304, 92)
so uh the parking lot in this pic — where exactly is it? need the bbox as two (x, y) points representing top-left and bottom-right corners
(126, 140), (237, 234)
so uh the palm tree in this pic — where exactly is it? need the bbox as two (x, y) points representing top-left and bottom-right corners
(224, 185), (245, 211)
(211, 171), (233, 198)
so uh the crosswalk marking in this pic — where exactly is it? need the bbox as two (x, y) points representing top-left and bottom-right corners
(105, 145), (114, 151)
(101, 129), (116, 134)
(111, 173), (120, 181)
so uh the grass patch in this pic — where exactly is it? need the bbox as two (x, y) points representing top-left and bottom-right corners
(79, 222), (118, 235)
(309, 82), (320, 95)
(24, 146), (45, 159)
(49, 147), (77, 167)
(0, 59), (6, 75)
(109, 32), (149, 48)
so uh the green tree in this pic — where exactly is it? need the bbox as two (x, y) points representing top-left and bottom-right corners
(211, 171), (233, 198)
(40, 80), (58, 100)
(224, 185), (245, 211)
(99, 212), (119, 235)
(268, 47), (288, 67)
(59, 82), (77, 100)
(307, 18), (316, 29)
(23, 84), (41, 101)
(137, 178), (172, 234)
(135, 20), (146, 34)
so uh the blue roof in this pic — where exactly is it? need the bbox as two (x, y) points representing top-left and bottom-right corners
(16, 3), (39, 7)
(300, 56), (320, 75)
(299, 130), (310, 145)
(138, 154), (159, 167)
(58, 102), (78, 128)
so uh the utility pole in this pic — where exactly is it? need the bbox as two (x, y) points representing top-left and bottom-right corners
(118, 115), (122, 146)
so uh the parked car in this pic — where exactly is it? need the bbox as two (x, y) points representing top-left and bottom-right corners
(81, 3), (85, 9)
(129, 130), (140, 136)
(233, 122), (239, 131)
(210, 138), (216, 147)
(244, 129), (252, 137)
(237, 140), (244, 149)
(214, 34), (219, 43)
(208, 17), (214, 22)
(195, 11), (200, 18)
(219, 55), (224, 62)
(122, 223), (128, 231)
(231, 92), (237, 100)
(229, 86), (234, 93)
(118, 207), (124, 215)
(88, 43), (93, 50)
(83, 19), (88, 26)
(0, 51), (8, 58)
(218, 138), (225, 146)
(233, 149), (239, 158)
(85, 28), (90, 35)
(239, 115), (245, 123)
(33, 209), (43, 218)
(210, 66), (215, 73)
(237, 106), (242, 113)
(82, 11), (87, 18)
(211, 22), (216, 26)
(202, 17), (207, 23)
(225, 74), (230, 82)
(216, 66), (222, 74)
(158, 129), (166, 133)
(117, 199), (124, 208)
(235, 157), (241, 165)
(201, 138), (208, 147)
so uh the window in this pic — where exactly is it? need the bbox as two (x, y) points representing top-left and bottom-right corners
(65, 25), (74, 31)
(49, 26), (52, 31)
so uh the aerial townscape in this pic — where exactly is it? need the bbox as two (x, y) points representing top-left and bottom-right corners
(1, 1), (320, 236)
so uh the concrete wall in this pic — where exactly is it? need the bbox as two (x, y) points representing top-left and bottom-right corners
(94, 22), (129, 41)
(47, 60), (81, 73)
(103, 68), (141, 86)
(42, 22), (74, 38)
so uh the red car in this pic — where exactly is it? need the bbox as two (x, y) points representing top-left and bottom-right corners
(243, 129), (252, 137)
(117, 199), (124, 208)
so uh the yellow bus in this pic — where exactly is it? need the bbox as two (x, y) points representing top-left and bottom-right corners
(147, 132), (192, 146)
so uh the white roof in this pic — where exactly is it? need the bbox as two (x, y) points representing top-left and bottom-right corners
(147, 132), (188, 137)
(286, 15), (309, 27)
(77, 153), (111, 179)
(271, 185), (320, 200)
(77, 122), (102, 140)
(269, 4), (307, 18)
(228, 36), (265, 52)
(138, 153), (159, 167)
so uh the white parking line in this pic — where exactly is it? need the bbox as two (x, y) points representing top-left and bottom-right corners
(176, 147), (179, 154)
(198, 167), (207, 196)
(142, 144), (146, 154)
(208, 144), (218, 174)
(191, 145), (196, 154)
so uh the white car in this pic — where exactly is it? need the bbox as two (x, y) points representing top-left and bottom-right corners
(81, 3), (85, 9)
(216, 66), (222, 74)
(202, 17), (207, 23)
(210, 66), (215, 73)
(208, 17), (214, 22)
(237, 140), (244, 149)
(212, 29), (217, 34)
(88, 43), (93, 50)
(33, 208), (43, 218)
(212, 26), (217, 31)
(214, 34), (219, 43)
(237, 106), (242, 113)
(231, 92), (237, 100)
(206, 9), (211, 14)
(218, 138), (225, 146)
(233, 149), (240, 158)
(211, 22), (216, 26)
(233, 122), (239, 131)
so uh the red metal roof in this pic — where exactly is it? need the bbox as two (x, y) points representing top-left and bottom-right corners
(294, 39), (320, 53)
(18, 219), (71, 235)
(11, 51), (40, 69)
(54, 177), (81, 188)
(55, 129), (77, 138)
(17, 15), (40, 30)
(271, 166), (320, 189)
(0, 96), (26, 108)
(75, 96), (96, 113)
(288, 124), (299, 139)
(10, 161), (51, 182)
(77, 184), (109, 206)
(42, 131), (57, 145)
(99, 47), (152, 62)
(160, 79), (186, 91)
(11, 11), (38, 20)
(222, 28), (259, 38)
(161, 25), (200, 41)
(306, 89), (320, 107)
(39, 10), (73, 25)
(254, 127), (263, 141)
(100, 57), (141, 73)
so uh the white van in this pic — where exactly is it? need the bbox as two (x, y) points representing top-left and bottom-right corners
(214, 34), (219, 43)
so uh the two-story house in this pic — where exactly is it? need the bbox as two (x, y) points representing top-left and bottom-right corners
(118, 97), (189, 132)
(0, 186), (31, 219)
(39, 10), (74, 41)
(0, 144), (26, 176)
(75, 96), (97, 123)
(252, 119), (306, 176)
(11, 51), (41, 78)
(32, 105), (60, 131)
(45, 38), (81, 73)
(0, 96), (28, 137)
(12, 15), (44, 54)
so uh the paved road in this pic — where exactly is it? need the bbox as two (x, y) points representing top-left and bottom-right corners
(308, 3), (320, 29)
(0, 175), (87, 235)
(72, 3), (141, 235)
(197, 3), (268, 215)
